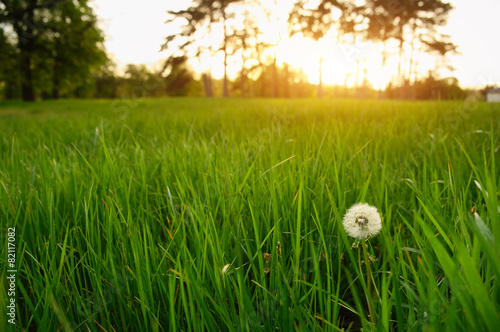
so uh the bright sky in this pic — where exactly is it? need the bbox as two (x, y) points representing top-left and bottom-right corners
(90, 0), (500, 88)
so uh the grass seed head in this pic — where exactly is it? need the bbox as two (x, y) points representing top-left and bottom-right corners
(221, 264), (231, 276)
(343, 203), (382, 240)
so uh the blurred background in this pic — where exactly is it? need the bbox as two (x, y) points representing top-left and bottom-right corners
(1, 0), (499, 101)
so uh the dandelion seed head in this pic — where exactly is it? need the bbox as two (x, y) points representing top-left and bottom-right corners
(342, 203), (382, 240)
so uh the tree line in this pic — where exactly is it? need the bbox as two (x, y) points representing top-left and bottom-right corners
(0, 0), (106, 101)
(0, 0), (466, 101)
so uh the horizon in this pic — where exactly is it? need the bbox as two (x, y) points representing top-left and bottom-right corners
(91, 0), (500, 89)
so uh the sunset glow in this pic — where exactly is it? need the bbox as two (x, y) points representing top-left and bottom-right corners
(91, 0), (500, 88)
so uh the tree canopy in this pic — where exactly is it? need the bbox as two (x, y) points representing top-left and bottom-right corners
(0, 0), (466, 101)
(0, 0), (107, 101)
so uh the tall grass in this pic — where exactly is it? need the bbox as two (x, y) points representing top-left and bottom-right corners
(0, 98), (499, 331)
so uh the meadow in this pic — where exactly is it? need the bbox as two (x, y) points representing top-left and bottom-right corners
(0, 98), (499, 331)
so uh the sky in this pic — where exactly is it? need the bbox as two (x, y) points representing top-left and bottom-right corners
(90, 0), (500, 88)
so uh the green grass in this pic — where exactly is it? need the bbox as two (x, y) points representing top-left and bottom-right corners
(0, 98), (499, 331)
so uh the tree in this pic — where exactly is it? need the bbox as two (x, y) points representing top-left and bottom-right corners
(163, 4), (211, 97)
(386, 71), (465, 100)
(94, 61), (120, 99)
(227, 8), (269, 97)
(217, 0), (241, 97)
(44, 1), (107, 99)
(0, 0), (107, 101)
(359, 0), (455, 93)
(288, 0), (351, 98)
(163, 0), (241, 98)
(288, 0), (456, 98)
(258, 0), (286, 98)
(0, 0), (52, 100)
(349, 0), (399, 98)
(0, 27), (20, 99)
(116, 64), (167, 98)
(161, 55), (194, 96)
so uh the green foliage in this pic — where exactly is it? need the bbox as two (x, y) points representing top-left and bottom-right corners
(0, 99), (499, 331)
(162, 56), (194, 97)
(386, 73), (467, 100)
(93, 63), (200, 99)
(0, 0), (107, 100)
(289, 0), (348, 41)
(247, 63), (315, 98)
(0, 28), (20, 99)
(163, 0), (242, 97)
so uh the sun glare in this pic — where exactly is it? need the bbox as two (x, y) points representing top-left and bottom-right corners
(179, 1), (451, 91)
(91, 0), (500, 89)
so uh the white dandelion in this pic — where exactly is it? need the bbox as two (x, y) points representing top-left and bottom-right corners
(342, 203), (382, 240)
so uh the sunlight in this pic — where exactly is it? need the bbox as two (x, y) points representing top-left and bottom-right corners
(186, 31), (443, 90)
(89, 0), (500, 89)
(184, 26), (458, 92)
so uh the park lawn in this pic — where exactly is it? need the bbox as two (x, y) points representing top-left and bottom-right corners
(0, 98), (499, 331)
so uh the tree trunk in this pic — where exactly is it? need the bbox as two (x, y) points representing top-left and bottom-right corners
(222, 9), (228, 97)
(223, 59), (228, 97)
(240, 70), (245, 97)
(408, 21), (417, 100)
(20, 54), (36, 101)
(318, 56), (323, 98)
(283, 63), (289, 98)
(52, 85), (60, 99)
(397, 33), (405, 99)
(410, 61), (418, 99)
(272, 56), (277, 98)
(202, 72), (213, 97)
(208, 72), (213, 97)
(16, 6), (37, 102)
(355, 59), (360, 99)
(344, 74), (349, 98)
(52, 63), (60, 99)
(379, 43), (387, 100)
(260, 71), (266, 97)
(202, 73), (209, 97)
(249, 78), (254, 97)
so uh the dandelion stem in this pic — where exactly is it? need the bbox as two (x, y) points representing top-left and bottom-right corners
(363, 243), (377, 324)
(358, 241), (377, 327)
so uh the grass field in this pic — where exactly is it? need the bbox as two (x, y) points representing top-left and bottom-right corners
(0, 98), (499, 331)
